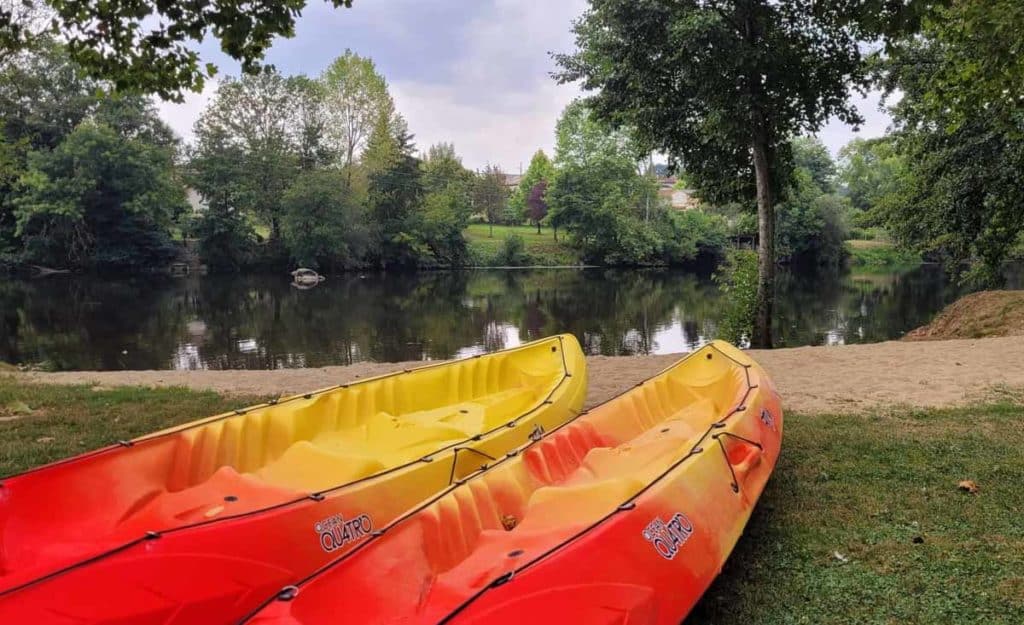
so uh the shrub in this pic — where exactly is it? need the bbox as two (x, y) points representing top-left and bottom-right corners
(494, 234), (530, 266)
(713, 249), (758, 346)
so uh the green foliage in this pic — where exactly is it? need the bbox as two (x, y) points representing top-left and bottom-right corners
(713, 249), (758, 345)
(846, 241), (921, 271)
(187, 206), (255, 273)
(547, 101), (728, 267)
(791, 136), (836, 193)
(837, 137), (904, 219)
(281, 169), (368, 270)
(321, 50), (394, 170)
(364, 113), (427, 267)
(473, 165), (508, 231)
(15, 108), (185, 270)
(880, 25), (1024, 285)
(509, 149), (555, 219)
(191, 70), (305, 245)
(31, 1), (354, 100)
(554, 1), (897, 204)
(493, 234), (530, 267)
(776, 167), (849, 266)
(885, 2), (1024, 135)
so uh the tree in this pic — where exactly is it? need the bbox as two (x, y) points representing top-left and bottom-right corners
(15, 110), (185, 270)
(526, 180), (548, 234)
(0, 0), (50, 72)
(0, 0), (355, 99)
(473, 165), (507, 238)
(190, 69), (301, 245)
(792, 136), (836, 193)
(364, 112), (425, 267)
(837, 137), (904, 220)
(509, 149), (554, 220)
(321, 50), (394, 176)
(420, 142), (473, 200)
(876, 12), (1024, 285)
(555, 0), (921, 347)
(884, 2), (1024, 135)
(281, 169), (368, 270)
(289, 75), (333, 171)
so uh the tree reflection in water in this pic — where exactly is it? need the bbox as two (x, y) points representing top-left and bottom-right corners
(0, 264), (981, 371)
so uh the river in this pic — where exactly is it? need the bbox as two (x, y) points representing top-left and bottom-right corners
(0, 264), (988, 370)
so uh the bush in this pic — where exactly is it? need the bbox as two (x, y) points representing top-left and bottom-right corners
(281, 169), (369, 270)
(188, 208), (256, 272)
(713, 249), (758, 345)
(494, 234), (531, 266)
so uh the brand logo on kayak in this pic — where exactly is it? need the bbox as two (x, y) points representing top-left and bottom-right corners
(760, 407), (776, 431)
(315, 513), (372, 552)
(642, 512), (693, 560)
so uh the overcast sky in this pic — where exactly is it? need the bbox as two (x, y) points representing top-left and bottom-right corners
(157, 0), (893, 172)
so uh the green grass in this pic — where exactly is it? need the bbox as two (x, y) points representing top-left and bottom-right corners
(2, 377), (1021, 624)
(690, 400), (1024, 624)
(846, 239), (922, 272)
(0, 377), (269, 476)
(463, 223), (579, 266)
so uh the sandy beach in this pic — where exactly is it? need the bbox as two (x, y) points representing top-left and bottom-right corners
(12, 335), (1024, 413)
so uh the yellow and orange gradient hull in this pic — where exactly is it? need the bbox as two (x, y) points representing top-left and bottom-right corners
(246, 340), (782, 625)
(0, 335), (586, 625)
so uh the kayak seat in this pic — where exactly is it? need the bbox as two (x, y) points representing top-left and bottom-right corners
(111, 465), (301, 533)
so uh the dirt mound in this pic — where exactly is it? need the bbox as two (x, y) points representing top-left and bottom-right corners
(905, 291), (1024, 340)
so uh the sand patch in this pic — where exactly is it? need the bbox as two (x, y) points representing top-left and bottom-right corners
(13, 336), (1024, 414)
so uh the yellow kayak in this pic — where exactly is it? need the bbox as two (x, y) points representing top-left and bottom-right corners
(0, 335), (586, 625)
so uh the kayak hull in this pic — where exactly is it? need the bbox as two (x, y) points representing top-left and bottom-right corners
(246, 340), (782, 625)
(0, 335), (586, 625)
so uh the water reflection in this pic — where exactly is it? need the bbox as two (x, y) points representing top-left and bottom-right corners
(0, 264), (980, 371)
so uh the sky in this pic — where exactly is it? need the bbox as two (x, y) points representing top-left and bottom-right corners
(157, 0), (893, 173)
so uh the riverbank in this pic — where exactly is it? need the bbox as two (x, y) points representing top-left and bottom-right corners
(11, 335), (1024, 413)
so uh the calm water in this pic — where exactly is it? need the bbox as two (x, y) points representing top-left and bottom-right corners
(0, 265), (986, 371)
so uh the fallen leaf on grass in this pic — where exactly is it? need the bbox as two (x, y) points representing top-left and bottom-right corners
(958, 480), (979, 494)
(35, 436), (55, 443)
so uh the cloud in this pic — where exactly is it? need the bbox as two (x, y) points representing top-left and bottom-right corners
(394, 0), (587, 171)
(156, 80), (217, 144)
(818, 90), (893, 156)
(155, 0), (885, 170)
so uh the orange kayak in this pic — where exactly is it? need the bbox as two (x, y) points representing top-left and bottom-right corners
(0, 335), (586, 624)
(244, 340), (782, 625)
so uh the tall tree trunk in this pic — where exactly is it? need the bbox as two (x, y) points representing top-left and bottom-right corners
(536, 221), (541, 235)
(751, 131), (774, 348)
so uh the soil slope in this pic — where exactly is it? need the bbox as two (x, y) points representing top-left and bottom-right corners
(906, 290), (1024, 340)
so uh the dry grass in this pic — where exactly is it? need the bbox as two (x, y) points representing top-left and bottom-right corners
(905, 291), (1024, 341)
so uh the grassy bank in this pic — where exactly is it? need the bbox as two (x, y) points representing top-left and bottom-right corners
(463, 223), (578, 266)
(846, 239), (922, 271)
(2, 377), (1021, 623)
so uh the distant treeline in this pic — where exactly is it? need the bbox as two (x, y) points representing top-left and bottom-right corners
(1, 41), (870, 275)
